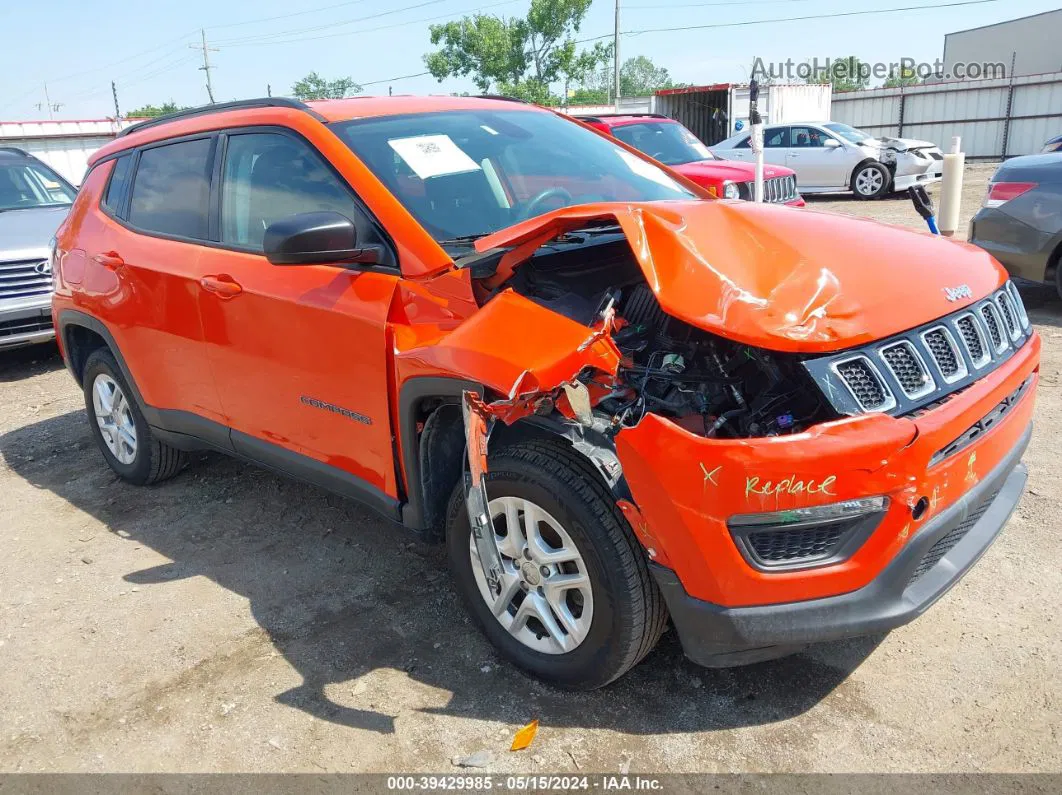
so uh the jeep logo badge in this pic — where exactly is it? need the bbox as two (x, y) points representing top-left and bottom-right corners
(944, 284), (972, 302)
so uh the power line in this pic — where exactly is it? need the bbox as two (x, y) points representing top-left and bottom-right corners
(625, 0), (813, 8)
(212, 0), (453, 46)
(216, 0), (522, 48)
(208, 0), (373, 30)
(624, 0), (1006, 36)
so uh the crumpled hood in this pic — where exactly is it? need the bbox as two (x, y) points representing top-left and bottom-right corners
(674, 159), (793, 184)
(474, 200), (1006, 353)
(861, 136), (939, 152)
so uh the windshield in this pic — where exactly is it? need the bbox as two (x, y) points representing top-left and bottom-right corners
(824, 122), (872, 144)
(334, 110), (694, 245)
(0, 160), (76, 211)
(610, 121), (715, 166)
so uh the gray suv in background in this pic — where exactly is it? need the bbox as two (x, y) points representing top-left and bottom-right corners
(0, 147), (76, 350)
(969, 153), (1062, 297)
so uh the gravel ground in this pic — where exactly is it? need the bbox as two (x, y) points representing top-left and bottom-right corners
(1, 163), (1059, 774)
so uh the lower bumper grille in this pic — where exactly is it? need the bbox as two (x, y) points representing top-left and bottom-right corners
(909, 487), (1000, 583)
(747, 524), (846, 563)
(0, 314), (53, 339)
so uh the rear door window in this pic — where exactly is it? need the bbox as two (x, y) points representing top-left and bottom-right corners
(765, 128), (790, 148)
(102, 155), (132, 215)
(128, 138), (213, 239)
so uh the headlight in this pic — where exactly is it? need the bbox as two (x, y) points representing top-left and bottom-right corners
(722, 180), (740, 200)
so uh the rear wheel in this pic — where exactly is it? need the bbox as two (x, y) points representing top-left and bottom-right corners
(851, 162), (891, 199)
(446, 440), (667, 689)
(82, 348), (185, 485)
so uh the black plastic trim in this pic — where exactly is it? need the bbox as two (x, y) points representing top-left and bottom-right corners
(398, 376), (483, 530)
(654, 422), (1031, 668)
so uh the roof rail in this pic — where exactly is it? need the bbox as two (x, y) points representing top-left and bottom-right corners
(116, 98), (326, 138)
(0, 146), (29, 156)
(473, 94), (530, 104)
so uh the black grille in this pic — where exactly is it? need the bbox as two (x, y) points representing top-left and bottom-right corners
(997, 294), (1018, 338)
(0, 259), (52, 300)
(747, 524), (847, 563)
(0, 314), (53, 339)
(924, 328), (960, 377)
(835, 358), (888, 410)
(881, 343), (929, 395)
(930, 378), (1030, 465)
(980, 304), (1002, 349)
(909, 488), (1000, 583)
(956, 315), (985, 362)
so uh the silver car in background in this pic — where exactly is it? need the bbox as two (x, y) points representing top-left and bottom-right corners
(711, 121), (944, 200)
(0, 147), (75, 350)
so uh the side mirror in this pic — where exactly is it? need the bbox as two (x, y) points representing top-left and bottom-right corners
(823, 138), (842, 149)
(263, 211), (381, 267)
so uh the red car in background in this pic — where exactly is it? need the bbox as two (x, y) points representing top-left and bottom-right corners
(576, 113), (805, 207)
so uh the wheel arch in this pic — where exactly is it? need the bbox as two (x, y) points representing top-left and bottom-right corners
(849, 157), (891, 190)
(57, 311), (143, 404)
(398, 376), (632, 539)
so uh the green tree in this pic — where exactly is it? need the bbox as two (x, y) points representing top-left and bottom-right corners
(126, 102), (186, 118)
(882, 64), (920, 88)
(802, 55), (870, 92)
(291, 72), (362, 100)
(424, 0), (594, 102)
(619, 55), (676, 96)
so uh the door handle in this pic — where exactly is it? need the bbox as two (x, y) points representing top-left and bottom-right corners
(93, 251), (125, 270)
(200, 274), (243, 298)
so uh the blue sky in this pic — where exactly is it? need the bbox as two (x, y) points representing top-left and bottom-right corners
(1, 0), (1057, 120)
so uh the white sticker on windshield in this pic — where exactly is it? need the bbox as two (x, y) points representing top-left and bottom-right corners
(616, 149), (682, 190)
(388, 134), (481, 179)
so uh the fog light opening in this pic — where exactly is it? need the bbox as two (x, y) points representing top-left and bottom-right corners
(912, 496), (929, 521)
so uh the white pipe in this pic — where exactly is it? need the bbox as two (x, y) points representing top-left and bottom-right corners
(938, 135), (965, 237)
(752, 123), (764, 202)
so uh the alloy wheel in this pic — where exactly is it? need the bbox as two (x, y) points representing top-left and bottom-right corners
(92, 374), (137, 465)
(469, 496), (594, 654)
(855, 166), (885, 196)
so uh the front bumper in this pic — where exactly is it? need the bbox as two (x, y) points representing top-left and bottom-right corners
(651, 424), (1029, 667)
(0, 298), (55, 349)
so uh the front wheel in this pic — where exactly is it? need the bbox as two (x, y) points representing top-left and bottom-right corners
(851, 162), (891, 200)
(446, 440), (667, 689)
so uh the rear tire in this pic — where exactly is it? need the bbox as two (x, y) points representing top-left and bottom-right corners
(851, 162), (891, 200)
(445, 439), (667, 689)
(82, 348), (185, 485)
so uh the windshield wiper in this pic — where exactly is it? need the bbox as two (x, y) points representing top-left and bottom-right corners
(438, 233), (492, 246)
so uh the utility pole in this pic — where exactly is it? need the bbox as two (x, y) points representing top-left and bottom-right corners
(111, 81), (121, 119)
(190, 28), (218, 104)
(613, 0), (621, 111)
(43, 83), (54, 120)
(267, 84), (272, 97)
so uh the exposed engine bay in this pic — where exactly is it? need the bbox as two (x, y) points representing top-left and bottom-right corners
(480, 233), (837, 438)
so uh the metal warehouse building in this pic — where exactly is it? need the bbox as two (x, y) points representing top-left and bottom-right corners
(0, 119), (139, 186)
(944, 9), (1062, 78)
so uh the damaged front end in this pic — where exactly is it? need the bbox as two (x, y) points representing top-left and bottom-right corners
(440, 199), (1035, 619)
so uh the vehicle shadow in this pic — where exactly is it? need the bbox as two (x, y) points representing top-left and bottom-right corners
(0, 410), (883, 736)
(0, 342), (63, 382)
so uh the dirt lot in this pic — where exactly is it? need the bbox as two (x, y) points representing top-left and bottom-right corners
(1, 163), (1059, 774)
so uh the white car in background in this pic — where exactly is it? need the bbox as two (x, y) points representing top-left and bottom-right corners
(711, 122), (945, 200)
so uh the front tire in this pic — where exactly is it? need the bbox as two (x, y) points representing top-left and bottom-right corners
(82, 348), (185, 485)
(851, 162), (891, 200)
(445, 439), (667, 689)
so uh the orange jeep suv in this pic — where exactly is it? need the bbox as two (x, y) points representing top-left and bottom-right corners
(52, 96), (1039, 689)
